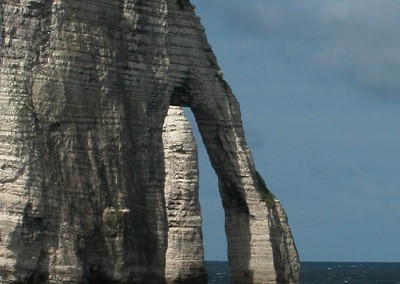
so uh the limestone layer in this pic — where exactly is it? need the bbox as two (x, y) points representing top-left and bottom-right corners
(163, 106), (206, 283)
(0, 0), (300, 283)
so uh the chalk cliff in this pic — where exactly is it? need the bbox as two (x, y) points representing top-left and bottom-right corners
(0, 0), (299, 283)
(163, 106), (206, 283)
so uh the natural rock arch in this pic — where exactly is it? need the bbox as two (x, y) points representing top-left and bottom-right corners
(0, 0), (299, 283)
(165, 2), (299, 282)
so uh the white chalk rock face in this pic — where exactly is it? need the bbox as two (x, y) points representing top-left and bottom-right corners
(0, 0), (299, 283)
(163, 106), (206, 283)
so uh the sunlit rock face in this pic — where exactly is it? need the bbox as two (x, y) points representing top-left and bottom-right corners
(163, 106), (206, 283)
(0, 0), (299, 283)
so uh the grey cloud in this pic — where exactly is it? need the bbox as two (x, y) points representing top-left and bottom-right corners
(200, 0), (400, 99)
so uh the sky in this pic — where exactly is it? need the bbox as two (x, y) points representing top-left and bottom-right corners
(188, 0), (400, 262)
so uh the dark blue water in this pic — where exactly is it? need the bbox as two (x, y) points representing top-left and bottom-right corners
(206, 261), (400, 283)
(206, 261), (230, 283)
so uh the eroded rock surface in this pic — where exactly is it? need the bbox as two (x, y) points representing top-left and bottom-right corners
(0, 0), (299, 283)
(163, 106), (206, 283)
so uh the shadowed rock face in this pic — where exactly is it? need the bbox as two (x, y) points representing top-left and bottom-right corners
(0, 0), (299, 283)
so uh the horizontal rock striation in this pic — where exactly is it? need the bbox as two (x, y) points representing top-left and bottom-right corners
(163, 106), (206, 283)
(0, 0), (300, 283)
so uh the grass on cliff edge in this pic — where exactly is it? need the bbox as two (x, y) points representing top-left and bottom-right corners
(255, 171), (277, 209)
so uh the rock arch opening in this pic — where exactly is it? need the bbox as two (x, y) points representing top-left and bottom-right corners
(182, 107), (227, 263)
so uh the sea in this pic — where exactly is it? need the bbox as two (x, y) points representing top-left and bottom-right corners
(206, 261), (400, 283)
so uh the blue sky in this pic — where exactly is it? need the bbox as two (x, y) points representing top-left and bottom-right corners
(189, 0), (400, 262)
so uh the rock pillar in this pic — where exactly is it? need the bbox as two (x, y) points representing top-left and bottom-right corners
(163, 106), (207, 283)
